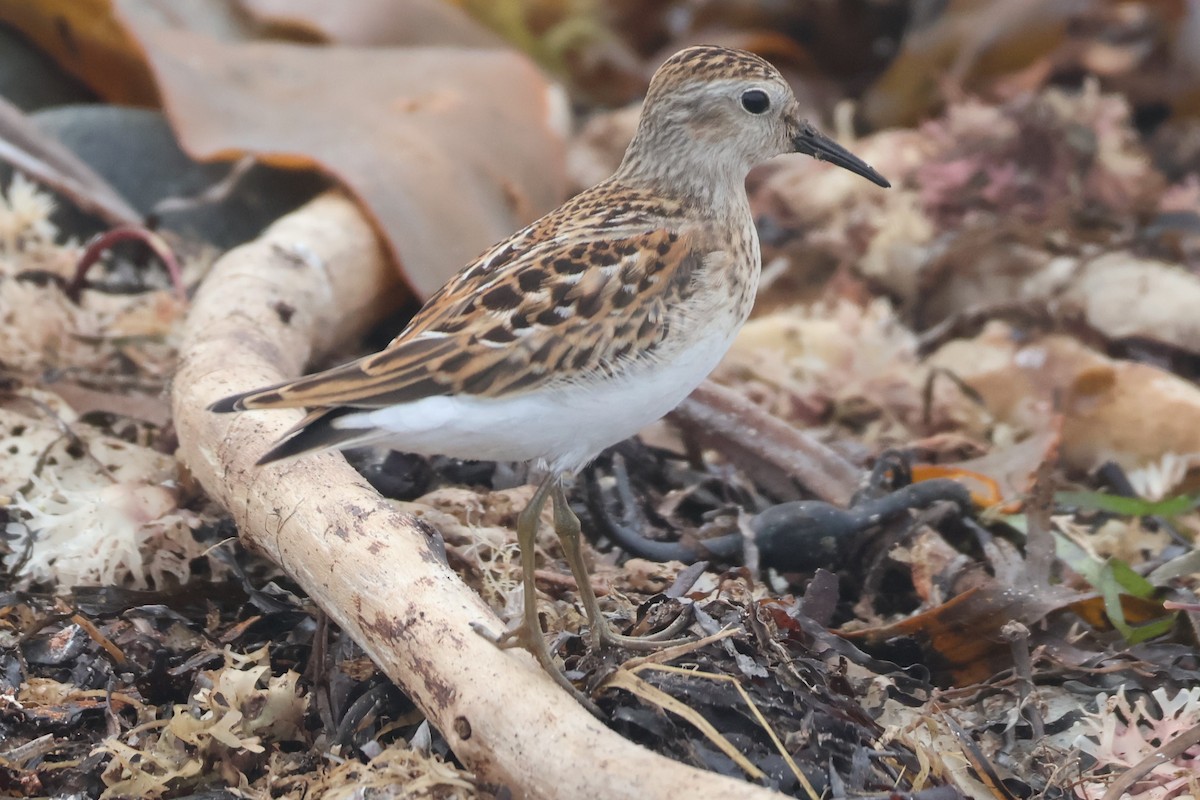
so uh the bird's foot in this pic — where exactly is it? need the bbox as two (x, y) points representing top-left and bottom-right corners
(588, 604), (694, 651)
(472, 620), (602, 718)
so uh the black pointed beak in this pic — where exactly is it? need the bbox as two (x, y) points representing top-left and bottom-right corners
(793, 121), (890, 188)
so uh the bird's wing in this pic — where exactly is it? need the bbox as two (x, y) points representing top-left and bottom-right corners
(212, 216), (708, 413)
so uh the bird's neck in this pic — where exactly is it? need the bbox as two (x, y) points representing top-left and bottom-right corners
(613, 134), (752, 217)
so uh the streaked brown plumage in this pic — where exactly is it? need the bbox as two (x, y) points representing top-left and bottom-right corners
(211, 45), (889, 708)
(215, 191), (707, 429)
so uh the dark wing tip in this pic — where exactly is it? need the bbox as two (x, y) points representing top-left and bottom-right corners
(255, 436), (304, 465)
(208, 393), (247, 413)
(254, 407), (373, 465)
(209, 389), (289, 414)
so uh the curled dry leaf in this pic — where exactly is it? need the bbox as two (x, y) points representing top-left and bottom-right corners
(930, 324), (1200, 482)
(917, 423), (1062, 509)
(238, 0), (507, 48)
(844, 581), (1082, 686)
(2, 1), (569, 299)
(0, 0), (160, 105)
(111, 0), (568, 297)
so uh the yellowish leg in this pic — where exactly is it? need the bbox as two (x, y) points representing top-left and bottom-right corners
(487, 474), (600, 715)
(551, 483), (692, 651)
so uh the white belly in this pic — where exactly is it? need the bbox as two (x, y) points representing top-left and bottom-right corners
(337, 326), (737, 474)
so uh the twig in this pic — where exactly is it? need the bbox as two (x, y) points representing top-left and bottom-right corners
(0, 95), (141, 227)
(66, 225), (187, 303)
(1000, 621), (1042, 742)
(152, 155), (256, 215)
(673, 380), (860, 505)
(1099, 721), (1200, 800)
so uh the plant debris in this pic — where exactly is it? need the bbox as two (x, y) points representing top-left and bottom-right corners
(2, 2), (1200, 799)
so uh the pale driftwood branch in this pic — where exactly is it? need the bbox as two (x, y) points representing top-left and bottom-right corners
(172, 192), (779, 799)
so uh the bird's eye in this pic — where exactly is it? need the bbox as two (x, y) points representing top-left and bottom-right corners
(740, 89), (770, 114)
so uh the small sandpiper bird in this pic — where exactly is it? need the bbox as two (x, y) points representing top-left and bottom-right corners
(211, 45), (889, 701)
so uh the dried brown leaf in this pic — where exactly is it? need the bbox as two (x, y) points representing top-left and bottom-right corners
(0, 0), (159, 104)
(930, 326), (1200, 482)
(239, 0), (506, 48)
(110, 2), (567, 297)
(844, 583), (1080, 685)
(860, 0), (1086, 128)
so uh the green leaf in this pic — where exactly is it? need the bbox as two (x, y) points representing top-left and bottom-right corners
(1055, 491), (1199, 518)
(1105, 558), (1157, 600)
(1124, 616), (1176, 644)
(1055, 532), (1174, 644)
(1148, 549), (1200, 584)
(1053, 532), (1102, 586)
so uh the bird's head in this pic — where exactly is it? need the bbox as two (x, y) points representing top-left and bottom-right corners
(619, 46), (890, 192)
